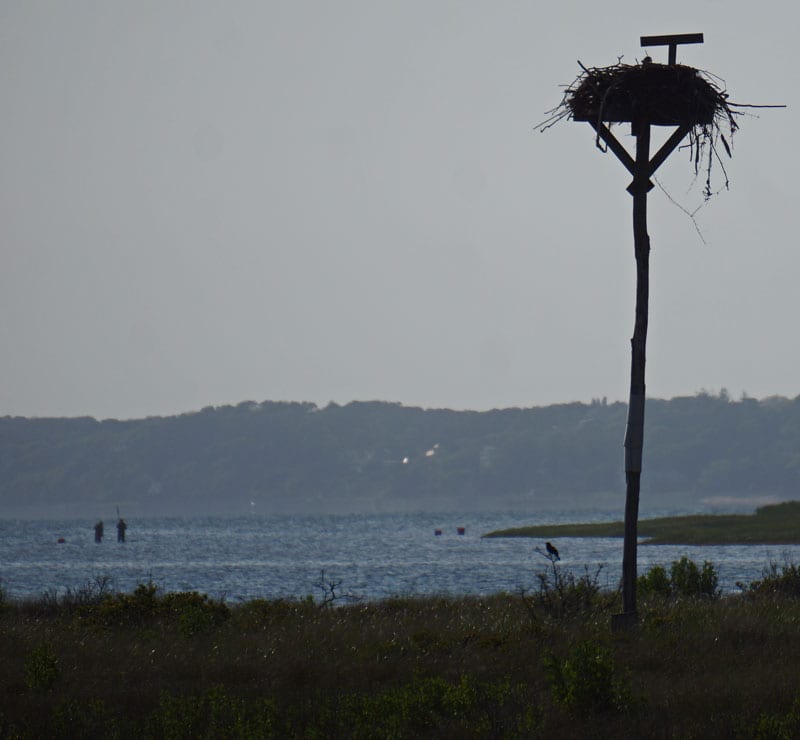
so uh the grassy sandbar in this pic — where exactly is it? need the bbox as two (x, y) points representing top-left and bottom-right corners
(483, 500), (800, 544)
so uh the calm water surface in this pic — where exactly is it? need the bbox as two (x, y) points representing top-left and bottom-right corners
(1, 511), (797, 602)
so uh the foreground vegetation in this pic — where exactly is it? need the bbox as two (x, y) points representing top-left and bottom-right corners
(4, 558), (800, 737)
(485, 500), (800, 544)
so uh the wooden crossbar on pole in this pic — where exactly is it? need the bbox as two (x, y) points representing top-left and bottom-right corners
(641, 33), (703, 65)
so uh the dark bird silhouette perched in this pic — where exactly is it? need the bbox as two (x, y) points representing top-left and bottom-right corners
(545, 541), (560, 560)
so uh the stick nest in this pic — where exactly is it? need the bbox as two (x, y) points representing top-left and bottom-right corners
(539, 60), (741, 198)
(566, 61), (733, 126)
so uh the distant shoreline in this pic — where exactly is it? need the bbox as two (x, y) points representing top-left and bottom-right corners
(483, 500), (800, 545)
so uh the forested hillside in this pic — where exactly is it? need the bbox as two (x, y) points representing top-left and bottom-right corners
(1, 392), (799, 518)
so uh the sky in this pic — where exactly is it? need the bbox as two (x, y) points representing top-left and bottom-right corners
(0, 2), (796, 420)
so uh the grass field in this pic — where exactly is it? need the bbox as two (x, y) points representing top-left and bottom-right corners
(483, 500), (800, 544)
(4, 557), (800, 737)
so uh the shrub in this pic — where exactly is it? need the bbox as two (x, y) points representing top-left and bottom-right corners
(670, 556), (699, 596)
(543, 640), (633, 716)
(61, 575), (114, 611)
(750, 695), (800, 739)
(148, 686), (277, 738)
(25, 643), (61, 692)
(637, 564), (672, 598)
(741, 561), (800, 597)
(52, 699), (117, 738)
(533, 562), (612, 619)
(87, 583), (230, 632)
(638, 557), (719, 599)
(752, 712), (796, 740)
(89, 581), (160, 626)
(232, 597), (315, 632)
(671, 556), (719, 598)
(17, 576), (115, 619)
(163, 592), (230, 637)
(337, 674), (539, 738)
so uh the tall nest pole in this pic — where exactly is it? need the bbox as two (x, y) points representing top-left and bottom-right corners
(539, 33), (741, 630)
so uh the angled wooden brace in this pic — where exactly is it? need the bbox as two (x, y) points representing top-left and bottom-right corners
(588, 121), (693, 194)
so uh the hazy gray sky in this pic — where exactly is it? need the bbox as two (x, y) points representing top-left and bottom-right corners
(1, 2), (796, 419)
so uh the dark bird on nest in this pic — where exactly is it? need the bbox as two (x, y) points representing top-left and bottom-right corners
(545, 542), (560, 560)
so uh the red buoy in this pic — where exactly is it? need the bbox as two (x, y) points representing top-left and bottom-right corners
(457, 527), (465, 535)
(57, 537), (66, 544)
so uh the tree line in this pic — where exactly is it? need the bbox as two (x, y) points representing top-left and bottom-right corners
(1, 391), (798, 518)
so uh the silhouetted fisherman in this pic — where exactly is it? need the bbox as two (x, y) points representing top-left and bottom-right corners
(117, 518), (127, 542)
(94, 520), (104, 543)
(545, 541), (560, 560)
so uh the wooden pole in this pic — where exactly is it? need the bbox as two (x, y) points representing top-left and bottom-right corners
(615, 121), (651, 627)
(583, 34), (705, 631)
(589, 118), (690, 632)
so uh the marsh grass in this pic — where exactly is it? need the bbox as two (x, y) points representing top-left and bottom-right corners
(3, 566), (800, 737)
(485, 500), (800, 544)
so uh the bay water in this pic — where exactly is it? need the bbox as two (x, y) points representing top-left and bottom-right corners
(2, 511), (797, 603)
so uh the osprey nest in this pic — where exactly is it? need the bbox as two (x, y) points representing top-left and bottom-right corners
(539, 61), (741, 196)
